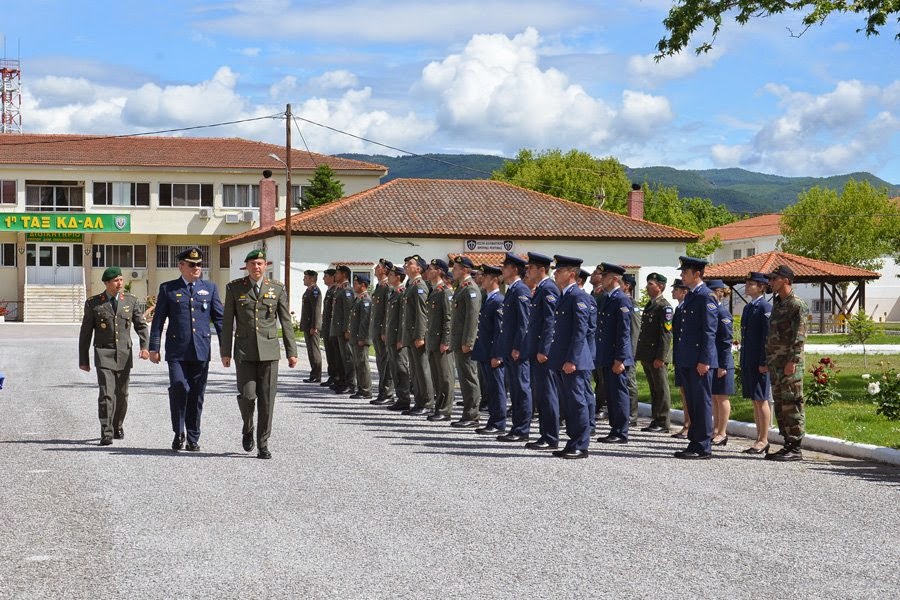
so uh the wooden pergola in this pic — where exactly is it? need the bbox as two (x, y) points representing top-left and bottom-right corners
(704, 251), (881, 332)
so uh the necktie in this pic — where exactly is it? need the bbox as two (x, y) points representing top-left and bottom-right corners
(188, 282), (194, 296)
(110, 295), (118, 313)
(254, 282), (261, 297)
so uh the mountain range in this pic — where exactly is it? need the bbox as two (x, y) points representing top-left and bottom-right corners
(337, 153), (899, 215)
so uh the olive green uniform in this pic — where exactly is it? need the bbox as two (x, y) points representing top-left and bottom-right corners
(403, 274), (433, 410)
(635, 295), (673, 428)
(322, 284), (340, 383)
(350, 290), (373, 396)
(331, 281), (356, 390)
(766, 291), (808, 448)
(426, 280), (454, 416)
(450, 276), (482, 421)
(300, 283), (323, 380)
(385, 283), (412, 407)
(370, 279), (393, 400)
(221, 277), (298, 450)
(78, 291), (149, 440)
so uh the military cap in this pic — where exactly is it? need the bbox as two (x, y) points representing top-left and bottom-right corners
(404, 254), (427, 271)
(453, 255), (475, 269)
(707, 279), (726, 290)
(481, 264), (503, 276)
(304, 269), (318, 277)
(429, 258), (449, 274)
(647, 272), (667, 284)
(378, 258), (388, 266)
(673, 278), (687, 289)
(578, 269), (591, 282)
(177, 246), (203, 264)
(623, 273), (636, 288)
(324, 268), (337, 276)
(354, 273), (370, 285)
(600, 262), (626, 276)
(101, 266), (122, 282)
(746, 271), (768, 284)
(336, 265), (352, 277)
(553, 254), (583, 269)
(503, 252), (526, 268)
(767, 264), (795, 282)
(677, 255), (708, 271)
(244, 248), (267, 262)
(382, 260), (394, 271)
(391, 264), (406, 276)
(526, 252), (553, 267)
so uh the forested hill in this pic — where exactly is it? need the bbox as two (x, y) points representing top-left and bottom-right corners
(337, 153), (899, 214)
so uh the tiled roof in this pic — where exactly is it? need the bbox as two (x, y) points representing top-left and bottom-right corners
(704, 214), (782, 242)
(704, 251), (880, 283)
(221, 178), (698, 247)
(0, 133), (387, 172)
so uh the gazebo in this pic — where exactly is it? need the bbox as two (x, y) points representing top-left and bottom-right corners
(704, 250), (881, 332)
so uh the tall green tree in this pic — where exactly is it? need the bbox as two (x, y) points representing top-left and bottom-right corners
(492, 149), (632, 211)
(656, 1), (898, 58)
(303, 164), (345, 209)
(643, 184), (737, 257)
(780, 179), (900, 270)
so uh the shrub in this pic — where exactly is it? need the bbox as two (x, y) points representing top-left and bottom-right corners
(864, 363), (900, 421)
(808, 356), (841, 406)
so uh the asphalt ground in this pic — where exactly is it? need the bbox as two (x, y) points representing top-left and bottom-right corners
(1, 325), (898, 599)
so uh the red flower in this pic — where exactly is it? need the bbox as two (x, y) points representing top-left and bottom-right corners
(820, 357), (832, 366)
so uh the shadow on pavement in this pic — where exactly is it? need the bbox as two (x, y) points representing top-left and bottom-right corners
(807, 458), (900, 488)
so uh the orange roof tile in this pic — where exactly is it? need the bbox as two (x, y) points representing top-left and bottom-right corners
(704, 251), (880, 283)
(0, 133), (387, 172)
(221, 178), (698, 247)
(704, 214), (782, 242)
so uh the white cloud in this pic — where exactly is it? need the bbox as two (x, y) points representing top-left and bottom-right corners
(627, 47), (724, 88)
(239, 47), (261, 57)
(308, 70), (359, 92)
(616, 90), (673, 138)
(269, 75), (297, 100)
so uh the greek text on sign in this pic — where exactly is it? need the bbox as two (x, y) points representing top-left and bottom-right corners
(465, 240), (514, 252)
(1, 213), (131, 233)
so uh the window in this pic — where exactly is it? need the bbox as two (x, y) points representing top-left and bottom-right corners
(0, 180), (15, 205)
(156, 244), (210, 268)
(0, 243), (15, 266)
(291, 185), (311, 210)
(732, 249), (742, 260)
(222, 184), (260, 208)
(812, 299), (834, 314)
(746, 248), (756, 257)
(93, 182), (150, 206)
(159, 183), (213, 207)
(219, 245), (230, 269)
(92, 244), (147, 268)
(25, 181), (84, 211)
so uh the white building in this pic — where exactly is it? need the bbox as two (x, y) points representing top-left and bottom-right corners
(0, 134), (386, 321)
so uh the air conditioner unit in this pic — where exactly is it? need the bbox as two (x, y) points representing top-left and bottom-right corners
(224, 213), (241, 224)
(198, 207), (213, 219)
(241, 210), (258, 223)
(130, 270), (145, 280)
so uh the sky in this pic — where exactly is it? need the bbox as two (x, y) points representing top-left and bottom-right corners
(3, 0), (899, 182)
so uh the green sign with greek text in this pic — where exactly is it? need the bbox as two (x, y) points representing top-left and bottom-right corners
(26, 232), (85, 243)
(1, 213), (130, 233)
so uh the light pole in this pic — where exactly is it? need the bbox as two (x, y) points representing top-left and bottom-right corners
(268, 152), (292, 301)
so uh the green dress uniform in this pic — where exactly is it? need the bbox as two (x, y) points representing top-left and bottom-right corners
(450, 275), (482, 422)
(385, 283), (412, 408)
(331, 281), (356, 391)
(300, 283), (323, 380)
(766, 290), (808, 450)
(350, 289), (373, 397)
(635, 295), (673, 429)
(221, 276), (298, 451)
(403, 274), (433, 410)
(79, 291), (149, 442)
(426, 280), (455, 417)
(369, 279), (394, 401)
(322, 283), (340, 384)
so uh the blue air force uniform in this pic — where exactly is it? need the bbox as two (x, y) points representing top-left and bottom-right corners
(595, 283), (634, 440)
(740, 275), (772, 400)
(500, 274), (532, 436)
(472, 287), (506, 430)
(713, 301), (736, 395)
(525, 272), (561, 445)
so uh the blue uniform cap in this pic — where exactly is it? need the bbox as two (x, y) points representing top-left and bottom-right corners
(481, 264), (502, 276)
(429, 258), (449, 274)
(354, 273), (370, 285)
(405, 254), (427, 271)
(552, 254), (583, 269)
(623, 273), (636, 288)
(600, 262), (626, 276)
(678, 255), (708, 271)
(525, 252), (553, 267)
(673, 278), (687, 289)
(578, 269), (591, 281)
(391, 264), (406, 276)
(503, 252), (526, 268)
(767, 265), (795, 282)
(177, 246), (203, 264)
(453, 255), (475, 269)
(336, 265), (351, 276)
(746, 271), (768, 284)
(706, 279), (727, 290)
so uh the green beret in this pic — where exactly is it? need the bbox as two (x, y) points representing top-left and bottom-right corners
(244, 249), (267, 262)
(647, 272), (667, 285)
(101, 266), (122, 282)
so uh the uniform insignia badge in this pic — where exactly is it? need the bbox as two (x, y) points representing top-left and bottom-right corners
(469, 291), (477, 298)
(765, 312), (771, 318)
(175, 293), (182, 297)
(519, 295), (529, 301)
(664, 322), (672, 331)
(202, 302), (208, 310)
(363, 301), (370, 307)
(547, 295), (557, 302)
(239, 295), (247, 299)
(577, 302), (587, 309)
(723, 318), (732, 324)
(100, 322), (107, 329)
(417, 289), (424, 294)
(620, 306), (630, 313)
(198, 289), (210, 296)
(707, 303), (717, 311)
(345, 291), (351, 297)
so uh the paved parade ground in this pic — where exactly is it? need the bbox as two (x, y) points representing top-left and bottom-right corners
(1, 325), (898, 599)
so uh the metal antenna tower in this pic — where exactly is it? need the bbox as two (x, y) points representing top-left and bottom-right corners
(1, 37), (22, 134)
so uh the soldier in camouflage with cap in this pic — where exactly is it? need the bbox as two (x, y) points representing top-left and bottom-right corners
(349, 274), (373, 400)
(370, 259), (394, 403)
(331, 265), (357, 395)
(449, 256), (482, 427)
(401, 254), (433, 415)
(764, 265), (809, 462)
(424, 258), (455, 421)
(636, 273), (673, 432)
(383, 263), (413, 411)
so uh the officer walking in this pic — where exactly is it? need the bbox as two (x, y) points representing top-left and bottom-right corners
(384, 264), (414, 411)
(349, 274), (373, 400)
(594, 263), (634, 444)
(149, 246), (224, 452)
(497, 253), (532, 442)
(331, 265), (356, 395)
(765, 265), (809, 462)
(449, 256), (482, 428)
(472, 265), (506, 435)
(425, 259), (454, 421)
(79, 266), (150, 445)
(401, 255), (433, 415)
(300, 269), (323, 383)
(221, 249), (298, 459)
(636, 273), (673, 433)
(321, 268), (340, 388)
(370, 260), (394, 403)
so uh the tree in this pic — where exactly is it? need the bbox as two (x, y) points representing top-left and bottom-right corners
(846, 310), (878, 367)
(780, 179), (900, 271)
(656, 1), (899, 58)
(642, 184), (738, 257)
(303, 164), (345, 209)
(492, 149), (632, 211)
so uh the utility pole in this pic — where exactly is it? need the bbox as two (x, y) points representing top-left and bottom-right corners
(284, 103), (292, 306)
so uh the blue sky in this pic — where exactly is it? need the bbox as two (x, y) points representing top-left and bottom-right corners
(4, 0), (899, 182)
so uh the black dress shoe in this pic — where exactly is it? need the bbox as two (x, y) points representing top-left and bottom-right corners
(525, 440), (558, 450)
(765, 446), (803, 462)
(475, 426), (505, 435)
(172, 433), (185, 451)
(387, 402), (411, 412)
(451, 419), (480, 428)
(743, 443), (770, 455)
(553, 448), (589, 459)
(403, 407), (429, 416)
(497, 432), (529, 442)
(257, 448), (272, 459)
(320, 379), (333, 387)
(597, 434), (628, 444)
(113, 428), (124, 440)
(99, 437), (113, 446)
(333, 386), (349, 394)
(427, 413), (451, 422)
(345, 387), (357, 395)
(596, 410), (609, 420)
(185, 441), (201, 452)
(674, 449), (711, 460)
(711, 435), (729, 447)
(242, 430), (255, 452)
(303, 377), (321, 383)
(629, 419), (639, 427)
(641, 424), (669, 433)
(349, 393), (363, 399)
(670, 429), (689, 439)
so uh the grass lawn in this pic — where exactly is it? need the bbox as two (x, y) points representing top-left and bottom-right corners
(805, 332), (899, 345)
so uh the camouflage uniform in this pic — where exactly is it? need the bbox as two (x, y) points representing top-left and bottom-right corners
(349, 289), (373, 397)
(765, 290), (808, 448)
